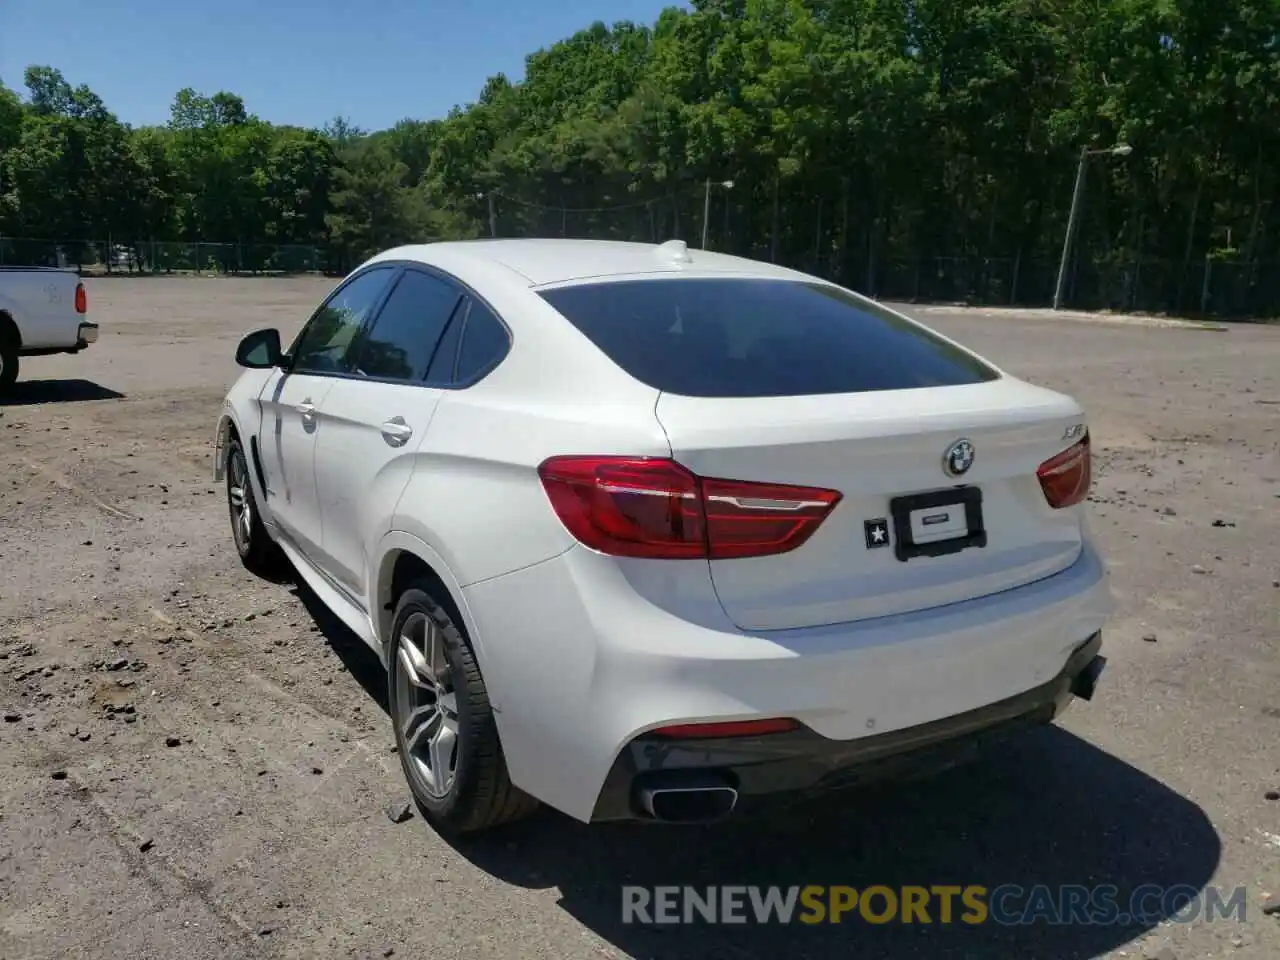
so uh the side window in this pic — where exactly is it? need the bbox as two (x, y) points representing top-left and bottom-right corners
(424, 310), (464, 386)
(350, 270), (462, 382)
(291, 268), (394, 374)
(454, 299), (510, 384)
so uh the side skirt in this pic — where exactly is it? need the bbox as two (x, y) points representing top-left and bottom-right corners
(272, 528), (381, 655)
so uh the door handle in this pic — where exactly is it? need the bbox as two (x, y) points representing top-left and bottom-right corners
(380, 417), (413, 446)
(296, 400), (316, 420)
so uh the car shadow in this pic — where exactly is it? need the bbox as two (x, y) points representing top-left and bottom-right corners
(291, 577), (388, 713)
(457, 734), (1221, 959)
(1, 379), (125, 405)
(300, 590), (1221, 959)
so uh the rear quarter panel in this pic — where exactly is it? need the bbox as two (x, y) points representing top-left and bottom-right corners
(388, 374), (671, 591)
(378, 273), (669, 584)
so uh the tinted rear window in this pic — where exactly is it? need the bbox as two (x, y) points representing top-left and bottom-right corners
(539, 278), (999, 397)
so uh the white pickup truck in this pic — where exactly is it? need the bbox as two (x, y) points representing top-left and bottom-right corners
(0, 267), (98, 391)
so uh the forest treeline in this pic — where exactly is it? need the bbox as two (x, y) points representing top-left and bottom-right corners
(1, 0), (1277, 314)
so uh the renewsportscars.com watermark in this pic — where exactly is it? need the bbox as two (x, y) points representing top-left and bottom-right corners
(621, 885), (1249, 926)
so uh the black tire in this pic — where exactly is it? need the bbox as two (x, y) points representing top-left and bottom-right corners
(224, 436), (285, 578)
(0, 328), (18, 392)
(388, 583), (537, 833)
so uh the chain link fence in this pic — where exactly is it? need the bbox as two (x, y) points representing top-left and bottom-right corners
(488, 192), (1279, 320)
(856, 254), (1279, 318)
(4, 204), (1277, 320)
(0, 237), (330, 276)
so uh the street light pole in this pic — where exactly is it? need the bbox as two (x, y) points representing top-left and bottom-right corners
(475, 192), (498, 238)
(701, 179), (734, 250)
(1053, 143), (1132, 310)
(702, 178), (712, 249)
(1052, 148), (1090, 310)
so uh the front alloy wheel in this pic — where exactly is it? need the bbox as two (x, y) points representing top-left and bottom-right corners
(228, 449), (255, 555)
(224, 438), (284, 578)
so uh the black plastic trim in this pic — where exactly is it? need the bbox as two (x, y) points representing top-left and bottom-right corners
(248, 436), (268, 495)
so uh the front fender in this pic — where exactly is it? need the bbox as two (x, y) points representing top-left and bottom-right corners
(213, 403), (275, 527)
(212, 409), (234, 482)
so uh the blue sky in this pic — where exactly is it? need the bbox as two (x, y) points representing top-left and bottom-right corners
(2, 0), (684, 131)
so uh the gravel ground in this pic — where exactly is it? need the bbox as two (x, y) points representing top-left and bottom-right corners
(1, 276), (1278, 960)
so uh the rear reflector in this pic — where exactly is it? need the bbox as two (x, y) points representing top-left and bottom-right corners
(537, 456), (841, 559)
(1037, 433), (1091, 508)
(74, 283), (87, 315)
(650, 718), (801, 739)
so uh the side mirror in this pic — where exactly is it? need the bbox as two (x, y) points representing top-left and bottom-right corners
(235, 328), (282, 369)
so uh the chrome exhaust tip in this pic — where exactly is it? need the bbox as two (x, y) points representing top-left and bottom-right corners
(634, 773), (739, 823)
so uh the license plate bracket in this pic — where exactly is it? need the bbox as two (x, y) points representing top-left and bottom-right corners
(889, 487), (986, 562)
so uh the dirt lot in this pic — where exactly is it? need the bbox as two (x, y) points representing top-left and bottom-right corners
(2, 276), (1278, 960)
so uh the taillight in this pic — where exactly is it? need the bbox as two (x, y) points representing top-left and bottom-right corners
(1037, 433), (1091, 508)
(74, 283), (87, 314)
(536, 456), (841, 560)
(650, 718), (801, 739)
(700, 476), (843, 559)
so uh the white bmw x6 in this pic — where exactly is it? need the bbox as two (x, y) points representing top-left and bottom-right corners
(214, 238), (1112, 833)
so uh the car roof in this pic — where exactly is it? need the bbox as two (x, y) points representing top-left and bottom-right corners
(367, 238), (813, 289)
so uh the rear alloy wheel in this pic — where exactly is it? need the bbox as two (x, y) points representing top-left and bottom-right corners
(388, 585), (537, 833)
(225, 437), (284, 578)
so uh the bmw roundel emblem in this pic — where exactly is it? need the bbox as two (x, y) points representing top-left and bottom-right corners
(943, 438), (975, 477)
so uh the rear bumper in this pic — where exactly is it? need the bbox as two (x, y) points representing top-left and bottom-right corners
(590, 631), (1104, 821)
(462, 539), (1112, 823)
(76, 322), (99, 347)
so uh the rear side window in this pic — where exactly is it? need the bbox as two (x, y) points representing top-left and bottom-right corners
(455, 300), (509, 383)
(539, 278), (999, 398)
(350, 270), (461, 382)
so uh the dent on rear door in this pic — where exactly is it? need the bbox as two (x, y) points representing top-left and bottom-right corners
(258, 371), (334, 559)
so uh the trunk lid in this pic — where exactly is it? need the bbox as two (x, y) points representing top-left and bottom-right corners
(655, 378), (1088, 630)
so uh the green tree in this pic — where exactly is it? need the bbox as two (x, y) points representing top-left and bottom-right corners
(1, 1), (1278, 314)
(325, 141), (414, 266)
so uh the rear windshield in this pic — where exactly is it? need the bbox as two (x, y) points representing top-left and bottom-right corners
(539, 278), (999, 398)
